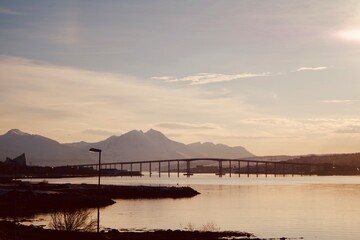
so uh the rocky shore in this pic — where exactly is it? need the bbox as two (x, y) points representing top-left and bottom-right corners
(0, 221), (273, 240)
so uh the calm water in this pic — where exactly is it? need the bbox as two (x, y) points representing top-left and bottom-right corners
(29, 174), (360, 239)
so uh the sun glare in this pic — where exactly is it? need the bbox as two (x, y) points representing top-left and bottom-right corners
(337, 29), (360, 41)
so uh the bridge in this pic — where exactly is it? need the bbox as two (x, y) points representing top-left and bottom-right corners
(67, 158), (326, 178)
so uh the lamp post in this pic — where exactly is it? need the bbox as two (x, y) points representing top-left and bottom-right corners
(89, 148), (102, 233)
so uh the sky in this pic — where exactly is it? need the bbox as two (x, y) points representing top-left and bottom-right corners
(1, 0), (360, 156)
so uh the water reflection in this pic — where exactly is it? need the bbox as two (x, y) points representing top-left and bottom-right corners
(30, 175), (360, 240)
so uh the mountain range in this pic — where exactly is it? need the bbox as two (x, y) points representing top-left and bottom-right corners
(0, 129), (254, 166)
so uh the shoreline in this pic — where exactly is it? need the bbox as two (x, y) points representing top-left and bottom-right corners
(0, 180), (297, 239)
(0, 220), (291, 240)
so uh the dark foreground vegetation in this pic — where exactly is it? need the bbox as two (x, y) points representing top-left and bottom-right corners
(290, 152), (360, 166)
(0, 180), (199, 217)
(288, 152), (360, 175)
(0, 220), (291, 240)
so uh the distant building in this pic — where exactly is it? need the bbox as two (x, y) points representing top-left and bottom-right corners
(5, 153), (27, 167)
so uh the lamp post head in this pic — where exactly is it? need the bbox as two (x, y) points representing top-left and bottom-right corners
(89, 148), (102, 153)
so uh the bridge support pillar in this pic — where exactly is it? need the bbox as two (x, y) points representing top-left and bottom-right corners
(282, 163), (285, 177)
(140, 163), (142, 177)
(177, 161), (180, 178)
(186, 161), (191, 178)
(159, 162), (161, 177)
(274, 163), (277, 177)
(219, 161), (222, 178)
(265, 162), (268, 177)
(149, 162), (152, 177)
(247, 161), (250, 178)
(168, 161), (170, 177)
(229, 161), (232, 178)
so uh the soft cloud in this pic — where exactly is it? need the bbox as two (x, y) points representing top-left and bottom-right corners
(155, 67), (329, 85)
(237, 117), (360, 135)
(151, 76), (174, 81)
(320, 99), (358, 104)
(193, 132), (298, 140)
(0, 8), (23, 15)
(0, 55), (251, 143)
(154, 72), (272, 85)
(155, 122), (219, 130)
(0, 56), (188, 140)
(238, 118), (301, 127)
(82, 129), (120, 137)
(1, 55), (360, 155)
(297, 66), (327, 71)
(335, 125), (360, 134)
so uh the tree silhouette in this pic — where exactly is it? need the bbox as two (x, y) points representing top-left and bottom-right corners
(49, 209), (97, 232)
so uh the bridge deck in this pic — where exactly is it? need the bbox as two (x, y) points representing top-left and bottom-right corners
(64, 158), (325, 178)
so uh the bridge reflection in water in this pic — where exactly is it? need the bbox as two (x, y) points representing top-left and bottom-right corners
(69, 158), (326, 178)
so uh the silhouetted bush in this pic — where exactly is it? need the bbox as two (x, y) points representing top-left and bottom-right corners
(49, 209), (96, 232)
(181, 221), (221, 232)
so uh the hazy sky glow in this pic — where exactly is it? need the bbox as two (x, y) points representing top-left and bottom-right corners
(1, 0), (360, 155)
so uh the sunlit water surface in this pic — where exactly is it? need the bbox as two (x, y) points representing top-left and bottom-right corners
(27, 174), (360, 240)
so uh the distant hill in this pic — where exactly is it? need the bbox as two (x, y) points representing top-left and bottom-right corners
(0, 129), (89, 166)
(68, 129), (255, 161)
(78, 129), (201, 161)
(0, 129), (255, 166)
(287, 153), (360, 167)
(245, 155), (301, 162)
